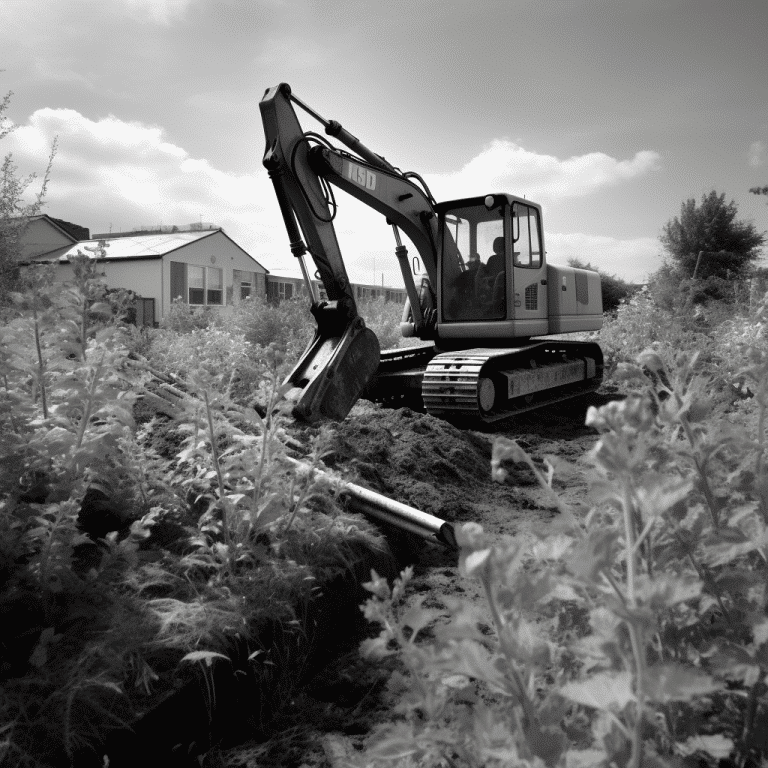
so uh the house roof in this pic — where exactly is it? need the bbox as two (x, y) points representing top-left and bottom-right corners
(52, 228), (268, 272)
(56, 229), (218, 261)
(47, 217), (90, 242)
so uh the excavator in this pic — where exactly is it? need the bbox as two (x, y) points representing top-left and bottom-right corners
(260, 83), (604, 426)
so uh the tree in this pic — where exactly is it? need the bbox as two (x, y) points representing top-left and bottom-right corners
(751, 185), (768, 198)
(0, 87), (56, 303)
(659, 190), (765, 280)
(567, 257), (639, 312)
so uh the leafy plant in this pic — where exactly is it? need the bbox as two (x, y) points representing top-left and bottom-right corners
(355, 321), (768, 766)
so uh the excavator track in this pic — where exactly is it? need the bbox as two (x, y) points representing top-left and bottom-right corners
(365, 340), (603, 426)
(421, 341), (603, 425)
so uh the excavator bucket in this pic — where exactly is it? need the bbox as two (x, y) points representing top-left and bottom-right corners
(282, 317), (380, 423)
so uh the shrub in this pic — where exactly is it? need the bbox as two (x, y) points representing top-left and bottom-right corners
(145, 325), (267, 406)
(357, 296), (417, 351)
(159, 298), (217, 333)
(224, 295), (312, 355)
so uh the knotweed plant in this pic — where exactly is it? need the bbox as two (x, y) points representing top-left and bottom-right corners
(0, 257), (160, 765)
(357, 329), (768, 766)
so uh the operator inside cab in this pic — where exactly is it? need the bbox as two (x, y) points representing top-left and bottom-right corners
(442, 211), (507, 323)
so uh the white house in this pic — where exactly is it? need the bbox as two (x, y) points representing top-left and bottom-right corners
(30, 226), (268, 325)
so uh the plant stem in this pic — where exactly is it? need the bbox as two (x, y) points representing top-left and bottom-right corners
(73, 352), (105, 454)
(741, 679), (767, 758)
(80, 292), (89, 362)
(203, 389), (234, 573)
(622, 480), (645, 768)
(32, 307), (48, 419)
(684, 546), (731, 622)
(755, 392), (768, 524)
(253, 377), (278, 510)
(480, 563), (538, 730)
(679, 415), (719, 528)
(38, 503), (68, 623)
(521, 443), (633, 606)
(282, 464), (314, 535)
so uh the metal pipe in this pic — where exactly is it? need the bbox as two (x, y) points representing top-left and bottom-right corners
(284, 456), (457, 549)
(134, 357), (455, 546)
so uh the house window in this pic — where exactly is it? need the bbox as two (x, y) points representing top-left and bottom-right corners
(188, 266), (205, 305)
(233, 269), (256, 300)
(207, 267), (223, 305)
(170, 261), (225, 306)
(266, 279), (295, 303)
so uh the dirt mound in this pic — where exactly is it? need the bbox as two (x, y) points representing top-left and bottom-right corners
(324, 401), (493, 522)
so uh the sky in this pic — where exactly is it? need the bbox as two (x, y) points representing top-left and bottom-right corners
(1, 0), (767, 287)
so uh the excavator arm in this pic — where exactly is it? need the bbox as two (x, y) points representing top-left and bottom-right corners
(259, 83), (442, 422)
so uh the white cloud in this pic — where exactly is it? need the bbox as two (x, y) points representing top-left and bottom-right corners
(749, 140), (767, 167)
(426, 139), (660, 202)
(6, 107), (272, 246)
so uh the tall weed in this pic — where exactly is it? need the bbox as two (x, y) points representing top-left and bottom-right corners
(356, 297), (768, 767)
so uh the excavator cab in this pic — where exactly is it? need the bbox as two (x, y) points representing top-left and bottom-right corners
(436, 194), (549, 341)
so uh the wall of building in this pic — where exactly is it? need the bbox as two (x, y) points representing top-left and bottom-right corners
(25, 258), (163, 323)
(19, 218), (74, 260)
(27, 227), (405, 327)
(101, 260), (163, 315)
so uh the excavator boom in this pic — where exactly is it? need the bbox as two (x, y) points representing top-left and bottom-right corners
(259, 83), (440, 422)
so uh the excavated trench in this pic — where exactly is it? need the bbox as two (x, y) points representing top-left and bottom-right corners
(103, 538), (400, 767)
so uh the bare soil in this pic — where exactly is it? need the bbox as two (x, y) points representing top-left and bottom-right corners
(227, 390), (621, 767)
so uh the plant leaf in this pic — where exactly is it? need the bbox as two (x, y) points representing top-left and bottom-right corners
(676, 735), (733, 759)
(644, 663), (719, 703)
(400, 597), (441, 641)
(181, 650), (230, 667)
(560, 670), (635, 711)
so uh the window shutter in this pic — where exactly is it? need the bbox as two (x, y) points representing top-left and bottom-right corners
(170, 261), (187, 303)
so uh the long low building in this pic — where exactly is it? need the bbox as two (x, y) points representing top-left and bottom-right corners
(265, 269), (407, 306)
(23, 217), (407, 325)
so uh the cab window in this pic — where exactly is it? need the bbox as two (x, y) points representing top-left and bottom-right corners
(512, 204), (542, 269)
(440, 202), (506, 322)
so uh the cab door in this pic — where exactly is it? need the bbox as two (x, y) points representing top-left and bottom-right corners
(511, 202), (548, 336)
